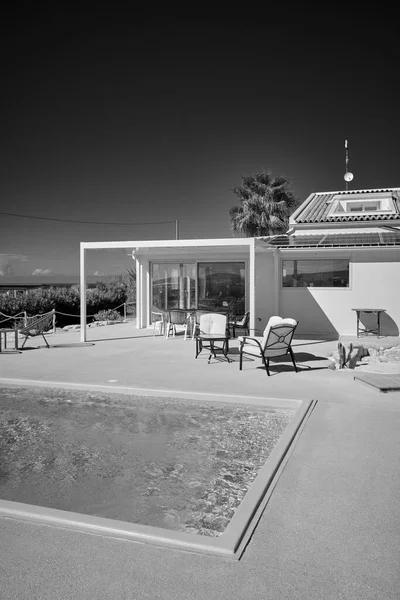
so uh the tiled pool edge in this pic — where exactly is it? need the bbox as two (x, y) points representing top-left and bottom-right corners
(0, 377), (301, 407)
(226, 397), (318, 559)
(0, 382), (316, 560)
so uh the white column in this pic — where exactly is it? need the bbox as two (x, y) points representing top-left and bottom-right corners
(80, 244), (87, 342)
(273, 249), (280, 315)
(249, 239), (256, 335)
(144, 260), (150, 327)
(135, 257), (141, 329)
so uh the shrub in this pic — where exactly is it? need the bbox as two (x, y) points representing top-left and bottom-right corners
(0, 284), (128, 328)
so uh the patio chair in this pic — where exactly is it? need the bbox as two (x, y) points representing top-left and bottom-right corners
(165, 309), (190, 340)
(17, 310), (55, 349)
(229, 311), (250, 338)
(195, 312), (231, 362)
(190, 310), (210, 340)
(238, 316), (298, 375)
(151, 310), (167, 336)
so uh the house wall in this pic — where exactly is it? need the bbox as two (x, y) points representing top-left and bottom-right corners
(253, 250), (277, 335)
(279, 248), (400, 337)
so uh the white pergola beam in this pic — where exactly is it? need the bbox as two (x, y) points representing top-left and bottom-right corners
(80, 238), (254, 250)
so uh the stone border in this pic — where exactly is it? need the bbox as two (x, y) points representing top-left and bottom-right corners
(0, 379), (317, 560)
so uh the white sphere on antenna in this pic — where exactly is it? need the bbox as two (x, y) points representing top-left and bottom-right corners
(344, 172), (354, 182)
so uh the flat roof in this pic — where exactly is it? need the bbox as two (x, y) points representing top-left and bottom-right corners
(81, 238), (255, 250)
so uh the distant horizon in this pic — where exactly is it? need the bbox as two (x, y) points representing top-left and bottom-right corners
(0, 273), (124, 286)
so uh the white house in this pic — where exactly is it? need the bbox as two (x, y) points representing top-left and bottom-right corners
(79, 187), (400, 341)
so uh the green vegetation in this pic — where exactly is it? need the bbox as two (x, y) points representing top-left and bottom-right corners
(0, 269), (136, 328)
(229, 171), (299, 237)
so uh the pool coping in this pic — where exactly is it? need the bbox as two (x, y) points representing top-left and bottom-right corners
(0, 379), (317, 560)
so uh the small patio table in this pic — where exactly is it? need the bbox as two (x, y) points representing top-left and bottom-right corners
(0, 327), (19, 352)
(195, 333), (231, 364)
(351, 308), (386, 338)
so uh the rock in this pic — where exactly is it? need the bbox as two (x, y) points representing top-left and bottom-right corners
(347, 346), (366, 369)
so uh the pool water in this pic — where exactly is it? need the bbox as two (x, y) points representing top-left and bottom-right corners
(0, 385), (296, 537)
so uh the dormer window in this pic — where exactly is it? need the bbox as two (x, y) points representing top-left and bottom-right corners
(327, 192), (395, 217)
(348, 202), (380, 212)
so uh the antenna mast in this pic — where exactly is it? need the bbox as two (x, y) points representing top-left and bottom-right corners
(344, 139), (354, 190)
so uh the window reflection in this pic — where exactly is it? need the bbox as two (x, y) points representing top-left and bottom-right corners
(198, 262), (245, 312)
(282, 259), (349, 288)
(152, 263), (196, 311)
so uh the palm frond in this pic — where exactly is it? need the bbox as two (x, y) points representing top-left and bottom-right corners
(229, 170), (299, 237)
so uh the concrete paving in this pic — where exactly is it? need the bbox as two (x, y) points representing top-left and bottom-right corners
(1, 322), (400, 599)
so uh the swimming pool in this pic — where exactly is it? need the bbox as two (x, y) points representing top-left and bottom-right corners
(0, 383), (316, 559)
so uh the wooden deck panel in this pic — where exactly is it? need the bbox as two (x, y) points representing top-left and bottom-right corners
(354, 373), (400, 392)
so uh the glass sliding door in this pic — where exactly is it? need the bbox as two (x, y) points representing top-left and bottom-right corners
(197, 262), (246, 314)
(151, 263), (196, 311)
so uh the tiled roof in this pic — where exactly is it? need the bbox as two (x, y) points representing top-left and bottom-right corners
(294, 189), (400, 223)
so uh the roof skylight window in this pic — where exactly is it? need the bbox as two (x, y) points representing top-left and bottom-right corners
(327, 192), (395, 217)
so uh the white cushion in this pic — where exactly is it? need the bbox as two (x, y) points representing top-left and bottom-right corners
(199, 313), (227, 336)
(240, 316), (297, 356)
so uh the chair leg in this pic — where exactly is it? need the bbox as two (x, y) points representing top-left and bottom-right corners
(42, 333), (50, 348)
(261, 353), (270, 376)
(289, 347), (298, 372)
(239, 348), (243, 370)
(21, 336), (28, 349)
(195, 338), (203, 358)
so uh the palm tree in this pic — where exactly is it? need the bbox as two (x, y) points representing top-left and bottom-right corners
(229, 171), (299, 237)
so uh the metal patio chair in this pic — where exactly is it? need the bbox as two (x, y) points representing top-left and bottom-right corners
(17, 310), (55, 349)
(195, 312), (231, 362)
(229, 311), (250, 338)
(165, 309), (190, 340)
(238, 316), (298, 375)
(151, 309), (168, 336)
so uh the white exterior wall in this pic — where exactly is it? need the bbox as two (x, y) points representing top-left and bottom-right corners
(279, 248), (400, 337)
(253, 250), (276, 335)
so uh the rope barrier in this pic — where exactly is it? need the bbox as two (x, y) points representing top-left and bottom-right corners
(0, 303), (136, 331)
(0, 311), (27, 327)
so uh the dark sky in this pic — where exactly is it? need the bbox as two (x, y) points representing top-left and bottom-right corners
(1, 7), (399, 279)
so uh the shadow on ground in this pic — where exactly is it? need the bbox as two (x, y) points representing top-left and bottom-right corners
(225, 350), (331, 373)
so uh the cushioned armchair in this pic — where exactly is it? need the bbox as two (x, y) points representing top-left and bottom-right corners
(195, 312), (231, 362)
(190, 310), (210, 340)
(238, 316), (298, 375)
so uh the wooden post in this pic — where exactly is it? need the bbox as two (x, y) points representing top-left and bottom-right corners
(52, 309), (56, 333)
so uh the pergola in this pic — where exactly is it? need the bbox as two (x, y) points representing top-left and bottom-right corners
(79, 238), (264, 342)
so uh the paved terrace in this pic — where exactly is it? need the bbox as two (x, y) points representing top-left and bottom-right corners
(1, 322), (400, 599)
